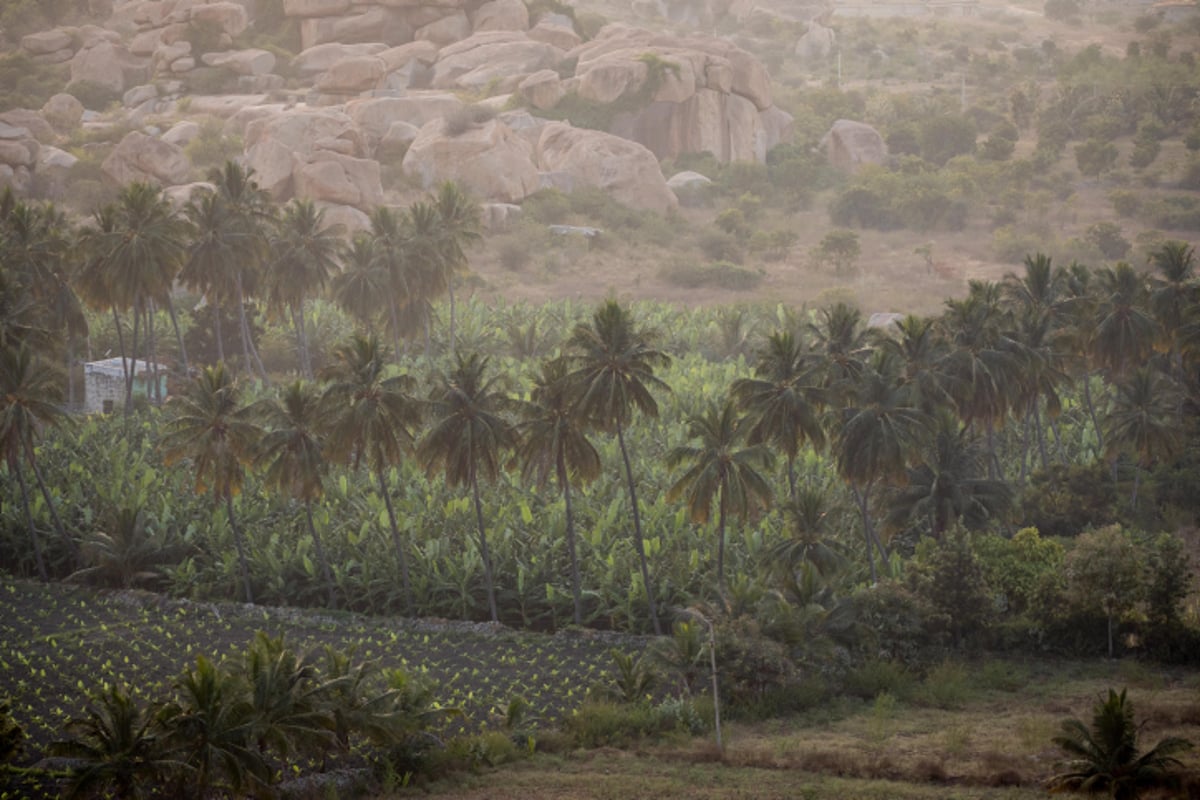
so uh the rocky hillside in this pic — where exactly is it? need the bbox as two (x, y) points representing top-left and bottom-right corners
(0, 0), (793, 229)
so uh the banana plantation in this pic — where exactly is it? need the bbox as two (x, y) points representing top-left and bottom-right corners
(2, 172), (1200, 797)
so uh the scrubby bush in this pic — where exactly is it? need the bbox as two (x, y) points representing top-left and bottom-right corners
(659, 260), (762, 291)
(1109, 190), (1141, 218)
(1022, 462), (1118, 539)
(1085, 221), (1131, 260)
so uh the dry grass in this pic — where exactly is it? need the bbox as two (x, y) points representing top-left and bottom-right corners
(399, 658), (1200, 800)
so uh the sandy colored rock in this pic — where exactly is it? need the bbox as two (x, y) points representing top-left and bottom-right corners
(41, 94), (85, 132)
(283, 0), (351, 17)
(190, 2), (249, 37)
(123, 84), (158, 108)
(314, 201), (371, 234)
(526, 19), (580, 50)
(518, 70), (564, 110)
(0, 139), (38, 168)
(344, 93), (464, 151)
(163, 181), (215, 207)
(378, 120), (421, 156)
(379, 40), (439, 71)
(69, 40), (150, 94)
(22, 29), (74, 55)
(243, 137), (295, 197)
(416, 11), (471, 47)
(535, 122), (677, 215)
(471, 0), (529, 32)
(314, 55), (387, 94)
(102, 131), (191, 186)
(796, 20), (836, 61)
(243, 107), (362, 155)
(33, 145), (77, 199)
(402, 116), (539, 203)
(821, 119), (887, 172)
(299, 7), (413, 49)
(292, 42), (388, 76)
(0, 111), (55, 144)
(162, 120), (202, 147)
(430, 31), (563, 93)
(202, 49), (277, 75)
(294, 150), (383, 210)
(222, 103), (288, 137)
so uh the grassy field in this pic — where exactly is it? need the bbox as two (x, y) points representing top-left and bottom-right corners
(6, 576), (1200, 799)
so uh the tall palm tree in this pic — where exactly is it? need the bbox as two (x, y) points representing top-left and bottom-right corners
(666, 399), (774, 594)
(332, 232), (388, 336)
(938, 283), (1025, 478)
(162, 364), (260, 604)
(731, 329), (825, 497)
(253, 381), (337, 608)
(834, 355), (929, 582)
(1090, 262), (1157, 380)
(399, 200), (444, 356)
(565, 300), (671, 634)
(321, 334), (422, 614)
(513, 358), (602, 626)
(884, 410), (1014, 539)
(181, 191), (248, 366)
(766, 484), (845, 579)
(808, 302), (870, 405)
(0, 342), (70, 580)
(208, 161), (274, 381)
(267, 199), (340, 378)
(100, 182), (189, 406)
(418, 352), (515, 623)
(1148, 241), (1197, 382)
(875, 314), (953, 416)
(1103, 367), (1182, 508)
(431, 181), (481, 358)
(366, 206), (416, 360)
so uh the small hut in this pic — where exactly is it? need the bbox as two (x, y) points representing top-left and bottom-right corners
(83, 358), (169, 414)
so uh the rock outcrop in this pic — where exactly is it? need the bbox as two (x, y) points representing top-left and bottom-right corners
(821, 120), (888, 172)
(101, 130), (191, 186)
(402, 116), (541, 204)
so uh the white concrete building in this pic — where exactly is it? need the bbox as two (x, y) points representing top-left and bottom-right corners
(83, 358), (169, 414)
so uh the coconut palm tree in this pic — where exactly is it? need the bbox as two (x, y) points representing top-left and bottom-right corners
(162, 364), (260, 604)
(731, 329), (825, 498)
(1148, 240), (1196, 356)
(766, 484), (846, 579)
(48, 684), (180, 800)
(884, 410), (1014, 539)
(666, 399), (774, 594)
(208, 161), (273, 381)
(181, 191), (249, 366)
(1049, 688), (1192, 800)
(332, 232), (388, 336)
(833, 355), (929, 582)
(267, 199), (340, 378)
(1090, 262), (1157, 380)
(253, 380), (338, 608)
(418, 352), (515, 623)
(0, 342), (70, 580)
(160, 655), (268, 799)
(1103, 367), (1182, 508)
(366, 205), (416, 359)
(399, 200), (444, 356)
(239, 632), (335, 761)
(565, 299), (671, 634)
(431, 181), (481, 358)
(808, 302), (870, 405)
(100, 182), (189, 406)
(513, 358), (602, 626)
(321, 334), (422, 614)
(876, 314), (954, 416)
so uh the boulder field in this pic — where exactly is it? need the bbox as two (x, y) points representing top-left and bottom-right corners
(0, 0), (812, 221)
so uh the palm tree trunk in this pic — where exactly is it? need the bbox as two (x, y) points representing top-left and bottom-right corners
(447, 280), (457, 360)
(471, 474), (499, 623)
(616, 420), (662, 635)
(787, 453), (797, 500)
(1082, 372), (1104, 453)
(377, 468), (413, 616)
(66, 337), (76, 408)
(1107, 610), (1114, 659)
(1130, 467), (1141, 510)
(225, 494), (254, 604)
(985, 418), (1000, 480)
(234, 273), (268, 383)
(125, 303), (141, 411)
(147, 302), (160, 404)
(388, 299), (403, 366)
(716, 485), (727, 596)
(1019, 411), (1030, 486)
(852, 483), (879, 584)
(1033, 403), (1049, 470)
(111, 306), (128, 393)
(165, 294), (189, 375)
(12, 456), (47, 581)
(1051, 415), (1067, 463)
(557, 451), (584, 627)
(304, 499), (337, 609)
(213, 298), (225, 364)
(290, 304), (311, 379)
(27, 443), (72, 560)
